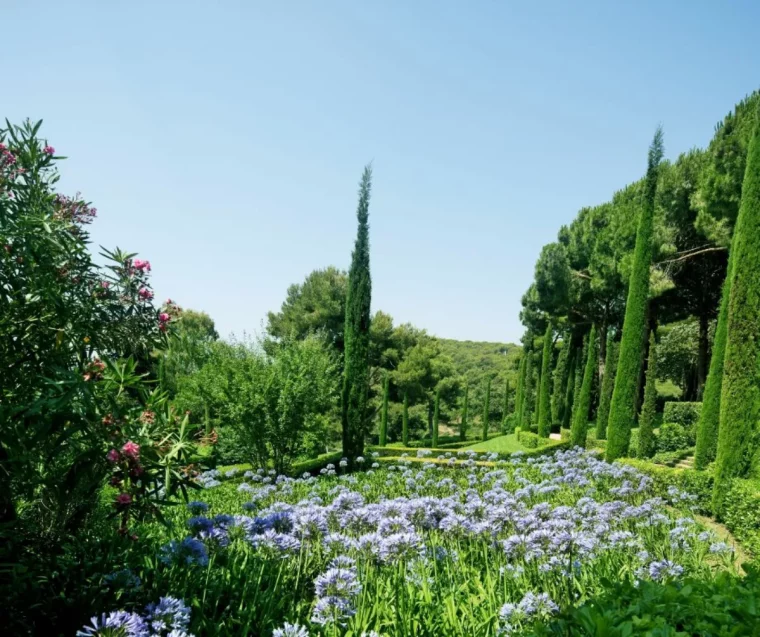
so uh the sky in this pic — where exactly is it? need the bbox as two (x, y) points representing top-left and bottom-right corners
(4, 1), (760, 344)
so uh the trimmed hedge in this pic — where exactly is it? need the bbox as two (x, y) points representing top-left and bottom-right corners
(518, 430), (540, 449)
(658, 422), (690, 453)
(664, 401), (702, 429)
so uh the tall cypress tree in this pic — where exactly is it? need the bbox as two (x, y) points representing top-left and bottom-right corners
(562, 352), (577, 431)
(520, 352), (534, 429)
(695, 249), (734, 469)
(432, 387), (440, 448)
(571, 341), (585, 425)
(460, 385), (469, 441)
(551, 337), (570, 425)
(538, 323), (553, 438)
(341, 166), (373, 461)
(596, 338), (619, 440)
(638, 331), (658, 459)
(482, 377), (491, 441)
(607, 130), (663, 461)
(571, 326), (597, 448)
(515, 355), (526, 427)
(501, 379), (510, 433)
(379, 373), (389, 447)
(402, 389), (409, 447)
(713, 112), (760, 510)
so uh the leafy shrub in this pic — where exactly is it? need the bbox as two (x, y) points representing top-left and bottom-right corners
(214, 426), (248, 467)
(721, 479), (760, 557)
(663, 401), (702, 429)
(519, 431), (540, 449)
(627, 429), (640, 458)
(533, 569), (760, 635)
(657, 422), (690, 453)
(560, 428), (571, 442)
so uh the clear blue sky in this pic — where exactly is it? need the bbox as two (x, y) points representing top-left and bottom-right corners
(5, 1), (759, 343)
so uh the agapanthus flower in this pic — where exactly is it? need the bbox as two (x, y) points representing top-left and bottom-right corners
(273, 623), (310, 637)
(144, 596), (191, 633)
(76, 610), (147, 636)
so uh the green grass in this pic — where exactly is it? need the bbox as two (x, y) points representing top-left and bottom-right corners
(462, 433), (559, 453)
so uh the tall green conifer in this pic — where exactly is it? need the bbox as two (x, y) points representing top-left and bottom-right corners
(562, 352), (577, 431)
(571, 327), (597, 447)
(607, 130), (663, 461)
(460, 385), (469, 441)
(402, 389), (409, 447)
(551, 338), (570, 425)
(379, 373), (389, 447)
(501, 379), (510, 433)
(638, 331), (657, 459)
(515, 355), (526, 426)
(596, 338), (618, 440)
(432, 387), (440, 447)
(538, 323), (553, 437)
(520, 352), (534, 429)
(713, 112), (760, 510)
(341, 166), (373, 461)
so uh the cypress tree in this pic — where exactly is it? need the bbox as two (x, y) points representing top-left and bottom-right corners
(482, 377), (491, 441)
(713, 112), (760, 510)
(501, 379), (510, 433)
(515, 355), (526, 426)
(538, 323), (553, 437)
(638, 331), (657, 459)
(520, 352), (534, 429)
(571, 341), (585, 425)
(379, 373), (389, 447)
(596, 338), (619, 440)
(341, 166), (373, 461)
(562, 352), (577, 431)
(695, 250), (734, 469)
(402, 389), (409, 447)
(551, 338), (570, 425)
(607, 130), (663, 461)
(460, 385), (469, 441)
(571, 326), (597, 448)
(432, 387), (440, 448)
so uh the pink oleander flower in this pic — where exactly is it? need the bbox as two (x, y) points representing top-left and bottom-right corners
(159, 312), (170, 323)
(101, 280), (110, 289)
(122, 441), (140, 459)
(138, 287), (154, 300)
(0, 143), (5, 151)
(107, 449), (121, 463)
(43, 145), (55, 155)
(133, 259), (151, 272)
(115, 493), (132, 506)
(165, 298), (173, 304)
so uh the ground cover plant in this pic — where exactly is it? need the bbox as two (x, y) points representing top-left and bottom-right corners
(81, 448), (743, 636)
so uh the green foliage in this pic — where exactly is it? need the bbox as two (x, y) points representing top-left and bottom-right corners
(517, 430), (540, 449)
(515, 354), (526, 427)
(537, 323), (554, 437)
(481, 377), (491, 441)
(571, 341), (585, 425)
(658, 422), (690, 453)
(562, 351), (577, 431)
(721, 479), (760, 557)
(402, 389), (410, 446)
(571, 326), (597, 447)
(551, 338), (570, 425)
(607, 129), (664, 461)
(638, 332), (658, 459)
(663, 401), (703, 429)
(714, 111), (760, 510)
(520, 348), (534, 429)
(501, 378), (510, 434)
(627, 429), (640, 458)
(213, 426), (247, 467)
(379, 374), (389, 446)
(341, 166), (373, 462)
(596, 339), (619, 440)
(534, 570), (760, 636)
(432, 387), (440, 448)
(651, 447), (695, 467)
(696, 255), (732, 469)
(460, 384), (469, 441)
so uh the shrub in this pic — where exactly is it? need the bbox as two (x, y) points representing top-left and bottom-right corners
(627, 429), (640, 458)
(214, 426), (249, 467)
(519, 430), (540, 449)
(721, 479), (760, 557)
(560, 428), (571, 442)
(657, 422), (690, 453)
(663, 401), (703, 429)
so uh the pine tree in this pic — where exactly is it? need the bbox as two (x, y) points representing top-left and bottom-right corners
(520, 352), (534, 429)
(571, 326), (597, 447)
(562, 352), (577, 431)
(341, 166), (373, 462)
(379, 373), (389, 447)
(638, 331), (657, 459)
(402, 389), (409, 447)
(596, 338), (619, 440)
(460, 385), (469, 441)
(482, 377), (491, 441)
(713, 112), (760, 511)
(432, 387), (440, 448)
(538, 323), (553, 437)
(607, 130), (663, 461)
(695, 250), (734, 469)
(551, 337), (570, 425)
(501, 379), (510, 433)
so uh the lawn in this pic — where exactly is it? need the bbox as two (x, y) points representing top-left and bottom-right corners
(462, 433), (561, 453)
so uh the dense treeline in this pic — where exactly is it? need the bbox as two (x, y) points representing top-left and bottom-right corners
(517, 92), (760, 494)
